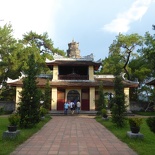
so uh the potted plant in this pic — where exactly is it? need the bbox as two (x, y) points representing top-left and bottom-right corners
(40, 106), (48, 119)
(101, 108), (108, 119)
(128, 117), (143, 133)
(8, 113), (20, 132)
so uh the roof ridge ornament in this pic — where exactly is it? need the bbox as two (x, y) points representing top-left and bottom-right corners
(53, 53), (64, 59)
(82, 53), (94, 61)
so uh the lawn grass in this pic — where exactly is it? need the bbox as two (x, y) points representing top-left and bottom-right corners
(0, 115), (51, 155)
(96, 116), (155, 155)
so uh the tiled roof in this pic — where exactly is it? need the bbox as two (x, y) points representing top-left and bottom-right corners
(46, 60), (101, 71)
(145, 79), (155, 85)
(8, 77), (138, 88)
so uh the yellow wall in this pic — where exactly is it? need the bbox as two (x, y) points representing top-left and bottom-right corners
(103, 87), (115, 94)
(16, 87), (22, 110)
(124, 88), (130, 111)
(89, 66), (94, 80)
(89, 87), (95, 110)
(51, 87), (57, 110)
(53, 65), (58, 80)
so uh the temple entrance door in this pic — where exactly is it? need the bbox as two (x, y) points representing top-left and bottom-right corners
(81, 89), (89, 110)
(57, 89), (65, 110)
(67, 90), (80, 104)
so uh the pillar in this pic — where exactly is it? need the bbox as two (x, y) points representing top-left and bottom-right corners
(89, 87), (95, 110)
(51, 87), (57, 110)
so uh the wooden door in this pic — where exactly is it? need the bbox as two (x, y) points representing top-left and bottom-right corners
(81, 89), (89, 110)
(57, 89), (65, 110)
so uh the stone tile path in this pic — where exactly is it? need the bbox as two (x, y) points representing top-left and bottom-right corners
(11, 116), (137, 155)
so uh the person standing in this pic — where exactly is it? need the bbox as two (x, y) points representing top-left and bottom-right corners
(64, 101), (69, 115)
(70, 101), (75, 114)
(76, 100), (81, 114)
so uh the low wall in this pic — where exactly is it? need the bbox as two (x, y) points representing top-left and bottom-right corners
(130, 101), (154, 111)
(0, 101), (15, 112)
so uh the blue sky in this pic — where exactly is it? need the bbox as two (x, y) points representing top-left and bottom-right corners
(0, 0), (155, 61)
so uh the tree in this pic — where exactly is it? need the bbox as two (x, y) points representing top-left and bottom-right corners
(128, 56), (151, 83)
(43, 79), (51, 110)
(142, 32), (155, 76)
(109, 33), (143, 80)
(95, 82), (106, 115)
(100, 54), (123, 75)
(0, 24), (22, 85)
(18, 54), (42, 128)
(20, 31), (65, 74)
(111, 75), (126, 127)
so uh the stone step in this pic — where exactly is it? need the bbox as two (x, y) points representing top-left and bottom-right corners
(49, 110), (97, 116)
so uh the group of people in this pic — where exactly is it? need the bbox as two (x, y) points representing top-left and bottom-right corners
(64, 100), (81, 115)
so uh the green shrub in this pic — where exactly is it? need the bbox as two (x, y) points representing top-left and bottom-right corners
(40, 106), (48, 117)
(111, 75), (126, 128)
(101, 108), (108, 117)
(146, 117), (155, 133)
(0, 106), (4, 115)
(8, 113), (20, 126)
(128, 117), (143, 127)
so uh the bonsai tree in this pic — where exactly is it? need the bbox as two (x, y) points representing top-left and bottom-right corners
(40, 105), (48, 117)
(128, 117), (143, 133)
(8, 113), (20, 126)
(101, 108), (108, 118)
(8, 113), (20, 132)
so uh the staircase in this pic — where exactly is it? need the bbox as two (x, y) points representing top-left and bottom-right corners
(49, 110), (97, 116)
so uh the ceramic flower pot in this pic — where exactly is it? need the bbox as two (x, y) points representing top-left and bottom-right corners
(130, 126), (140, 133)
(8, 126), (17, 132)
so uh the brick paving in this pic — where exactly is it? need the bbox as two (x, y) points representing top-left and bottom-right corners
(11, 116), (137, 155)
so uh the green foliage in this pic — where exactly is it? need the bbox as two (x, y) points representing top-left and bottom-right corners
(40, 106), (48, 117)
(101, 108), (107, 117)
(0, 85), (16, 101)
(96, 117), (155, 155)
(0, 116), (51, 155)
(0, 24), (22, 87)
(146, 117), (155, 134)
(95, 83), (106, 115)
(0, 107), (4, 115)
(100, 55), (123, 75)
(128, 117), (143, 127)
(108, 33), (143, 80)
(129, 56), (151, 83)
(142, 32), (155, 74)
(111, 75), (126, 127)
(8, 113), (20, 126)
(43, 80), (51, 110)
(18, 54), (42, 128)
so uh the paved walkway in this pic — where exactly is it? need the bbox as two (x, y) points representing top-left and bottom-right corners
(11, 116), (137, 155)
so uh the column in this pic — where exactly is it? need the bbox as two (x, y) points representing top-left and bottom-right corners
(89, 87), (95, 110)
(89, 66), (94, 80)
(124, 88), (130, 111)
(16, 87), (22, 110)
(51, 87), (57, 110)
(53, 65), (58, 80)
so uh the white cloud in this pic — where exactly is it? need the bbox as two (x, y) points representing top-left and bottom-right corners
(102, 0), (153, 34)
(0, 0), (62, 39)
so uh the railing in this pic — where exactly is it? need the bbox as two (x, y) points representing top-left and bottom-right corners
(58, 73), (88, 80)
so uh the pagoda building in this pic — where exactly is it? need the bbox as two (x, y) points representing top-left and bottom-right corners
(8, 40), (139, 111)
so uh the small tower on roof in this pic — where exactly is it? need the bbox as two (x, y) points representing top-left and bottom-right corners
(67, 39), (81, 58)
